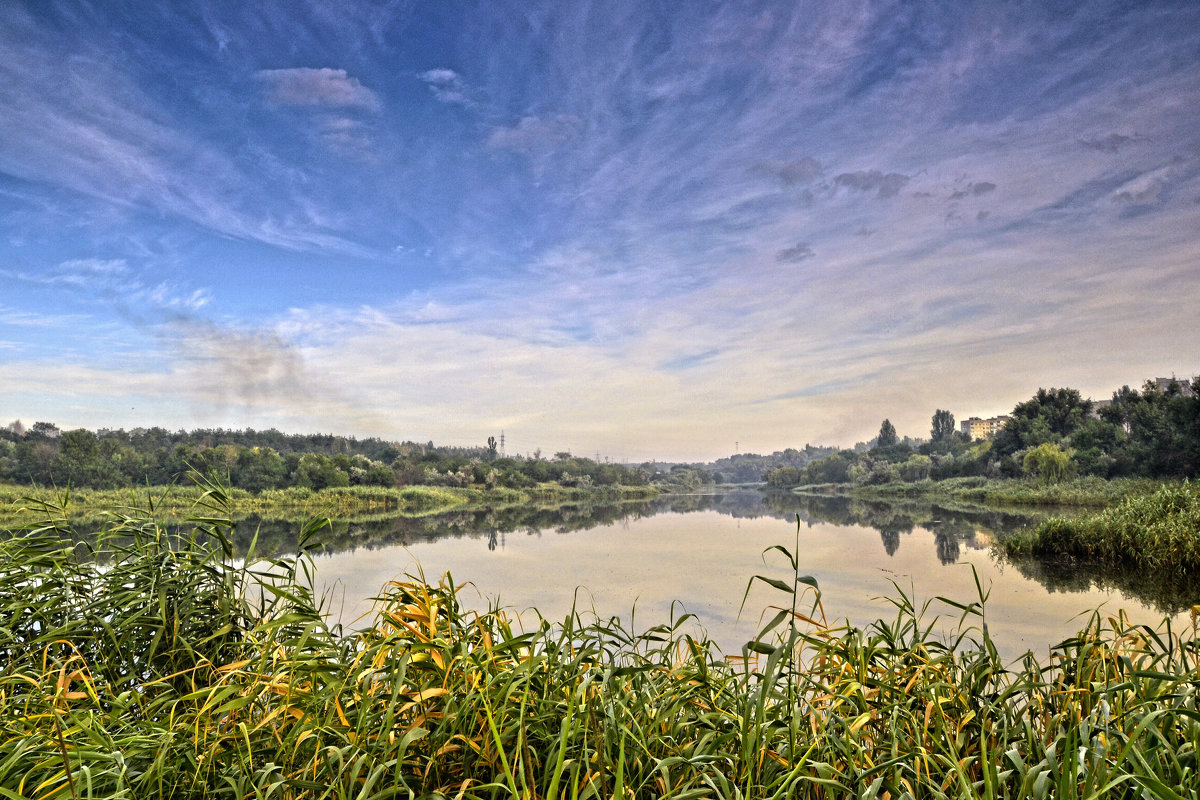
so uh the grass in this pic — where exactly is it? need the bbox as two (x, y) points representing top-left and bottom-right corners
(819, 476), (1166, 508)
(3, 476), (1200, 798)
(1003, 480), (1200, 574)
(0, 481), (659, 531)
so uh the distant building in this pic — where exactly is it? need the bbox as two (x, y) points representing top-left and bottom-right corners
(960, 415), (1010, 440)
(1150, 376), (1195, 397)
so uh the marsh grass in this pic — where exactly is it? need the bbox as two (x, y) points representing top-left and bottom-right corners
(0, 482), (660, 531)
(1004, 480), (1200, 574)
(844, 476), (1164, 508)
(3, 479), (1199, 798)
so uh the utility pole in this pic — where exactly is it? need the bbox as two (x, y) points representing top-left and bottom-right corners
(500, 430), (505, 457)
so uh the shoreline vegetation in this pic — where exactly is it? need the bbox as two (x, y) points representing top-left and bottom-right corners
(755, 375), (1198, 576)
(782, 476), (1200, 579)
(790, 475), (1168, 508)
(3, 478), (1198, 798)
(786, 476), (1200, 571)
(1003, 481), (1200, 575)
(0, 480), (660, 530)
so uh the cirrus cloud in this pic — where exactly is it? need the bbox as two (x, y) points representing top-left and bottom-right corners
(419, 68), (473, 106)
(257, 67), (381, 110)
(834, 170), (910, 199)
(486, 114), (582, 155)
(775, 242), (815, 263)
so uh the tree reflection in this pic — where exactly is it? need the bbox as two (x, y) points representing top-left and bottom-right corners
(58, 486), (1200, 616)
(1002, 553), (1200, 615)
(934, 533), (960, 565)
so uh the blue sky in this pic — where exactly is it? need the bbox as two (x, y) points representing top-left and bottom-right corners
(2, 0), (1198, 461)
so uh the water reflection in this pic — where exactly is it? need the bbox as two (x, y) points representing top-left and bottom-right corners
(299, 490), (1198, 661)
(666, 490), (1042, 567)
(1001, 555), (1198, 616)
(52, 489), (1200, 622)
(226, 498), (661, 556)
(226, 490), (1200, 618)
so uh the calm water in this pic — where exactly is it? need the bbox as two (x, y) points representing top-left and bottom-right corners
(252, 492), (1197, 662)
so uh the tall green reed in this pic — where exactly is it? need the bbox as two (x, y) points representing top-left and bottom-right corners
(2, 477), (1198, 798)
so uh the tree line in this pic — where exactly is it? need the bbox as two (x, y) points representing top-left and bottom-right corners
(766, 376), (1200, 487)
(0, 423), (653, 492)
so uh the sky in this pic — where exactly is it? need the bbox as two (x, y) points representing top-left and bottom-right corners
(1, 0), (1198, 462)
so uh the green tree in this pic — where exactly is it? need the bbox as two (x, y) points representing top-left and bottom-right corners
(898, 453), (932, 482)
(993, 388), (1092, 459)
(930, 409), (956, 443)
(294, 454), (350, 489)
(876, 419), (898, 448)
(1022, 443), (1073, 483)
(234, 446), (288, 491)
(52, 428), (123, 488)
(360, 463), (397, 487)
(765, 466), (801, 487)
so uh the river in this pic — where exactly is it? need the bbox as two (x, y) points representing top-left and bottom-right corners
(239, 490), (1200, 662)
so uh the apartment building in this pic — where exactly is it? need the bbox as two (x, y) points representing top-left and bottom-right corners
(959, 415), (1010, 441)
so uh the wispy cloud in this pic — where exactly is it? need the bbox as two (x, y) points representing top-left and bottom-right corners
(2, 0), (1199, 458)
(752, 158), (823, 186)
(1079, 133), (1138, 154)
(316, 116), (377, 161)
(257, 67), (381, 110)
(486, 115), (582, 156)
(3, 259), (210, 316)
(0, 39), (379, 256)
(834, 171), (910, 199)
(775, 242), (815, 263)
(419, 68), (473, 106)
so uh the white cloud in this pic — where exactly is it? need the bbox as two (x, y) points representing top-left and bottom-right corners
(256, 67), (381, 110)
(317, 116), (377, 161)
(0, 30), (380, 257)
(486, 115), (582, 155)
(3, 259), (211, 319)
(419, 68), (472, 105)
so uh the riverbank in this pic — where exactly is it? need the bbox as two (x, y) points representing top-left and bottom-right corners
(1004, 480), (1200, 574)
(0, 479), (660, 530)
(4, 491), (1198, 799)
(788, 476), (1200, 580)
(791, 475), (1166, 508)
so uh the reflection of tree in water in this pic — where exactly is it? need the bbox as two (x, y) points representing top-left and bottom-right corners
(877, 518), (916, 558)
(221, 498), (662, 556)
(1002, 554), (1200, 616)
(55, 490), (1200, 615)
(934, 533), (960, 565)
(925, 517), (976, 565)
(776, 491), (1056, 568)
